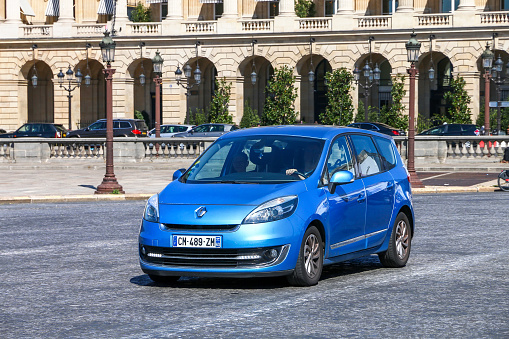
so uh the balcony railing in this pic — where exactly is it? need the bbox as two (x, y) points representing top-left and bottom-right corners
(21, 25), (53, 37)
(416, 13), (452, 27)
(240, 19), (273, 32)
(184, 21), (217, 33)
(357, 16), (391, 29)
(75, 24), (106, 36)
(478, 11), (509, 25)
(126, 23), (162, 35)
(298, 18), (331, 30)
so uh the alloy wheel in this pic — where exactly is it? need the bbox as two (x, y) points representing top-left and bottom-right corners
(304, 234), (320, 278)
(395, 220), (409, 259)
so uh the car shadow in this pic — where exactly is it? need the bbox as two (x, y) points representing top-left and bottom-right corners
(130, 255), (383, 289)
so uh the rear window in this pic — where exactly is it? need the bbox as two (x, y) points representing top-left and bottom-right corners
(135, 121), (148, 130)
(448, 125), (462, 132)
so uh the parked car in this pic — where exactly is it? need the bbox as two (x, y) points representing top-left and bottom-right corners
(0, 128), (6, 134)
(67, 119), (148, 138)
(347, 122), (406, 136)
(172, 123), (239, 138)
(148, 124), (194, 138)
(139, 125), (415, 286)
(0, 123), (67, 138)
(418, 123), (479, 136)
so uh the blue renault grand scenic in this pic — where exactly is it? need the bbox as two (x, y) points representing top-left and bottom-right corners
(139, 125), (414, 286)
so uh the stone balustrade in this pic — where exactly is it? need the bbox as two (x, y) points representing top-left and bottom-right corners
(298, 18), (331, 30)
(240, 19), (273, 32)
(21, 25), (53, 37)
(416, 14), (452, 27)
(478, 11), (509, 24)
(126, 23), (162, 35)
(0, 137), (216, 163)
(75, 24), (106, 36)
(184, 21), (217, 33)
(357, 16), (391, 29)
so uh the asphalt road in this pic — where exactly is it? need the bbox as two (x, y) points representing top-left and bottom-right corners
(1, 194), (508, 338)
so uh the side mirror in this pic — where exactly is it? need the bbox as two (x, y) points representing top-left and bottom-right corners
(328, 170), (354, 194)
(172, 168), (186, 181)
(189, 129), (194, 134)
(85, 128), (90, 131)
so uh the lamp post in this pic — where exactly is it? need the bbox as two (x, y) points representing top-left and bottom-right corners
(175, 42), (202, 120)
(490, 55), (509, 133)
(31, 44), (38, 88)
(57, 66), (83, 130)
(405, 32), (424, 188)
(481, 43), (494, 135)
(353, 37), (380, 122)
(96, 31), (124, 195)
(152, 51), (164, 143)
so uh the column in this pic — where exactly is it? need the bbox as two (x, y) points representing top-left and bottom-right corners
(166, 0), (184, 19)
(58, 0), (75, 23)
(279, 0), (296, 16)
(116, 0), (130, 31)
(336, 0), (354, 14)
(222, 0), (238, 19)
(457, 0), (476, 11)
(396, 0), (413, 12)
(5, 0), (21, 24)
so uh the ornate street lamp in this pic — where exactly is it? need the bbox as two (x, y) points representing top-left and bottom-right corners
(57, 66), (83, 130)
(96, 31), (124, 195)
(152, 51), (164, 142)
(251, 39), (258, 86)
(353, 36), (380, 122)
(31, 44), (38, 88)
(308, 38), (315, 84)
(481, 43), (494, 135)
(175, 41), (202, 120)
(139, 42), (146, 86)
(405, 32), (424, 188)
(84, 43), (92, 87)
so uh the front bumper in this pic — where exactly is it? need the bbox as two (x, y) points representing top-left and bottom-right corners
(138, 218), (301, 277)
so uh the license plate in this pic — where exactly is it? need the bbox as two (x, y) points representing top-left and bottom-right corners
(172, 235), (222, 248)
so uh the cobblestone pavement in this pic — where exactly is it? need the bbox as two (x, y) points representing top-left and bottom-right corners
(0, 193), (507, 338)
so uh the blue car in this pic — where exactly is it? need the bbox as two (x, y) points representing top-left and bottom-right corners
(139, 125), (414, 286)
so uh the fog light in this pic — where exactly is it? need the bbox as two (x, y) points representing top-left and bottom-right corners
(148, 252), (163, 258)
(237, 255), (262, 260)
(264, 249), (278, 259)
(141, 246), (146, 255)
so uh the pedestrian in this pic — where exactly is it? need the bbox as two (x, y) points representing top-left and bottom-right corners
(502, 147), (509, 163)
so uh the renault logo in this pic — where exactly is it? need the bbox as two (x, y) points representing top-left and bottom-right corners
(195, 206), (207, 218)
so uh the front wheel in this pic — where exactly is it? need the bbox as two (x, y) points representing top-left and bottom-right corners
(378, 212), (412, 268)
(498, 171), (509, 191)
(287, 226), (323, 287)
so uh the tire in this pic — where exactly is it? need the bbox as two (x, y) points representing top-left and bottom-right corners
(498, 171), (509, 191)
(287, 226), (323, 287)
(148, 274), (180, 284)
(378, 212), (412, 268)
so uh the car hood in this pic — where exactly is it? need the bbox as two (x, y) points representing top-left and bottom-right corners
(159, 180), (306, 206)
(157, 180), (307, 225)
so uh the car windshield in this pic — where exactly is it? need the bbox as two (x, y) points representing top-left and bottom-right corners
(182, 135), (325, 184)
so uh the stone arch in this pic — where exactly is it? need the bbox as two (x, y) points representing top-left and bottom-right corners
(239, 55), (273, 117)
(76, 59), (105, 128)
(20, 60), (54, 124)
(127, 57), (154, 128)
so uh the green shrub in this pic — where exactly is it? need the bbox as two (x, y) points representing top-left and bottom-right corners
(240, 100), (260, 128)
(262, 66), (298, 126)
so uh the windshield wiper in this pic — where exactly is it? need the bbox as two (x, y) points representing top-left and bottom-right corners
(217, 180), (258, 184)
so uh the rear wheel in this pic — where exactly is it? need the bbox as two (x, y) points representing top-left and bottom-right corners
(287, 226), (323, 287)
(148, 274), (180, 284)
(378, 212), (412, 267)
(498, 171), (509, 191)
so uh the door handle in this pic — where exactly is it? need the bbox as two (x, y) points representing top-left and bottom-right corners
(357, 192), (366, 203)
(386, 182), (394, 190)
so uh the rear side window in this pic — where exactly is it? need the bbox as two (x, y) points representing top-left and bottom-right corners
(41, 125), (53, 132)
(119, 121), (131, 128)
(374, 136), (397, 170)
(448, 125), (462, 132)
(350, 135), (382, 177)
(211, 125), (225, 132)
(135, 121), (148, 130)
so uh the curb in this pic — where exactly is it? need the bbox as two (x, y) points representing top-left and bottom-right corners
(0, 193), (152, 205)
(0, 187), (503, 204)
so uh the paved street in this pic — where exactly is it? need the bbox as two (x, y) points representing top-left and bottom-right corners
(1, 193), (508, 338)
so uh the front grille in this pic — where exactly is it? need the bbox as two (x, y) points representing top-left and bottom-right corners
(140, 244), (288, 268)
(162, 224), (238, 231)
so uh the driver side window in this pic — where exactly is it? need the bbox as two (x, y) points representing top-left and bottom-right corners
(325, 136), (355, 184)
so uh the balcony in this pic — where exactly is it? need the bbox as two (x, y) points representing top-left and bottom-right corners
(183, 21), (217, 34)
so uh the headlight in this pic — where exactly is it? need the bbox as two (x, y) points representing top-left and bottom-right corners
(243, 196), (298, 224)
(144, 194), (159, 223)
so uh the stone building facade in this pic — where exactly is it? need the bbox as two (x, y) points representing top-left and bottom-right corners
(0, 0), (508, 131)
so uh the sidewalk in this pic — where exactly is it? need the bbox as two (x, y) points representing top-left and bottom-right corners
(0, 160), (506, 204)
